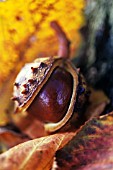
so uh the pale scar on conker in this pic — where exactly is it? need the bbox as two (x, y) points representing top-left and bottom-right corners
(12, 21), (88, 133)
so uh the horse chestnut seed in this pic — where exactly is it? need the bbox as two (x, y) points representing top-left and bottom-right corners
(27, 67), (73, 123)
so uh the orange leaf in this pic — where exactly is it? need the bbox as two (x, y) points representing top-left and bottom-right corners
(0, 132), (75, 170)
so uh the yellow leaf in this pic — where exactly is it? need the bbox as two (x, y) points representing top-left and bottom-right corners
(0, 0), (85, 84)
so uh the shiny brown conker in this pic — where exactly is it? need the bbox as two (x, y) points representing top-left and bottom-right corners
(27, 67), (73, 123)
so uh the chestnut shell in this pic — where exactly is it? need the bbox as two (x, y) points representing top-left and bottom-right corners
(13, 57), (62, 112)
(13, 57), (87, 132)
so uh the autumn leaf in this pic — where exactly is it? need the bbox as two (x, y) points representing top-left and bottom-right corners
(0, 123), (30, 148)
(55, 112), (113, 170)
(0, 132), (75, 170)
(0, 0), (85, 83)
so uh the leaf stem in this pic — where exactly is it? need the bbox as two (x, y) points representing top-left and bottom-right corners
(50, 21), (70, 58)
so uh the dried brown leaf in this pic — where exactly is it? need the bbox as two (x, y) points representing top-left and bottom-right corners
(0, 132), (75, 170)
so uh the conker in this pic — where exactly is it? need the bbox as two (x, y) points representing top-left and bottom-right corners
(27, 67), (73, 123)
